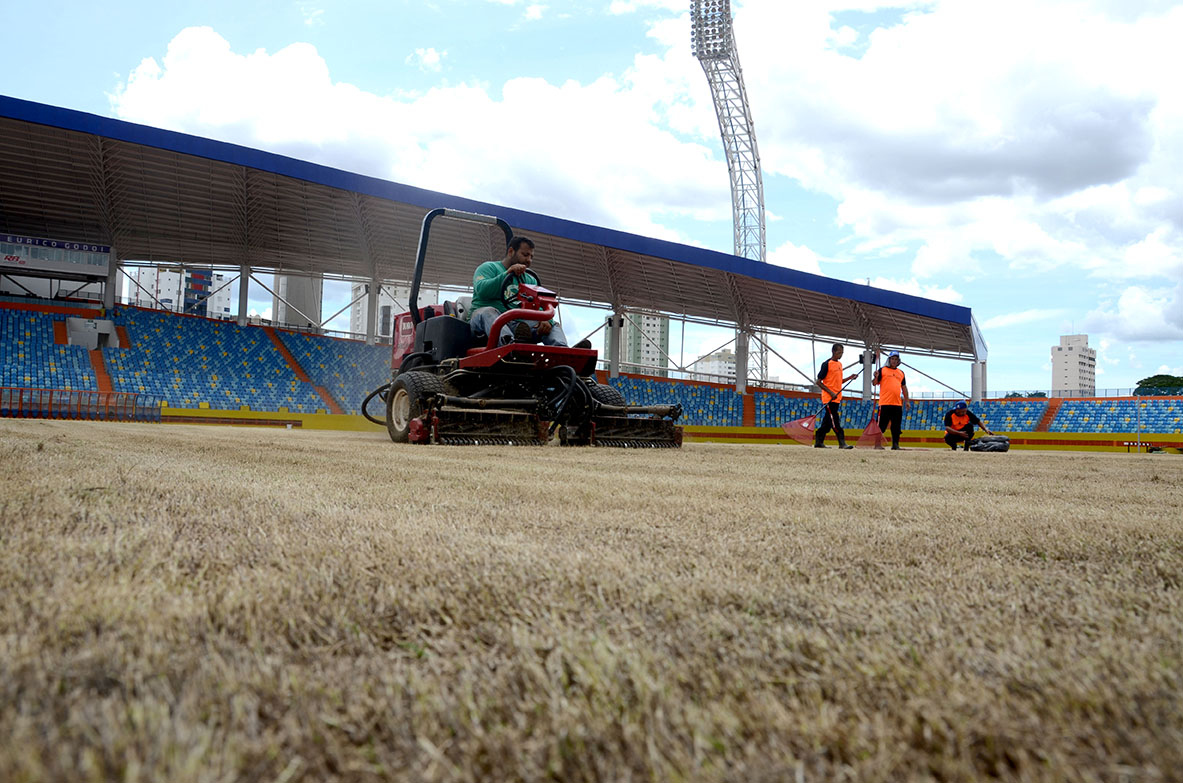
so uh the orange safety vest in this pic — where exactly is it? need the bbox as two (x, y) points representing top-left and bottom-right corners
(950, 410), (970, 429)
(820, 359), (844, 404)
(877, 366), (905, 406)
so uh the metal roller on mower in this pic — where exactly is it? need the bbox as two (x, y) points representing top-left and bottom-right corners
(363, 208), (683, 447)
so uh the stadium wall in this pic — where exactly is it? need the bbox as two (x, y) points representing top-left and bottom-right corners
(153, 407), (1183, 452)
(159, 405), (378, 431)
(681, 426), (1183, 452)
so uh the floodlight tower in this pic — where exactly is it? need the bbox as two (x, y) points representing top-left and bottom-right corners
(690, 0), (769, 382)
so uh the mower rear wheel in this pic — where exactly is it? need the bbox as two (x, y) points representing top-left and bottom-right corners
(587, 381), (626, 407)
(386, 371), (446, 443)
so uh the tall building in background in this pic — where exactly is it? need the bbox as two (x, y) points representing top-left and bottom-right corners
(622, 311), (669, 376)
(693, 348), (736, 381)
(273, 275), (323, 329)
(349, 282), (439, 339)
(1051, 334), (1096, 397)
(133, 267), (232, 318)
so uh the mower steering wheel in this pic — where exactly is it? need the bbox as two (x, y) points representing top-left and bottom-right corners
(501, 270), (541, 310)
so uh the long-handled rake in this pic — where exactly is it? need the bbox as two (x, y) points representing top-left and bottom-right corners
(781, 407), (824, 445)
(780, 364), (865, 446)
(855, 401), (884, 449)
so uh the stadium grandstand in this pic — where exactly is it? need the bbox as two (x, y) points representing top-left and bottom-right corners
(2, 94), (1181, 451)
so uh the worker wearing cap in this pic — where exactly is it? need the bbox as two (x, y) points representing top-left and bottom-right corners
(814, 343), (859, 449)
(943, 400), (993, 451)
(872, 351), (910, 450)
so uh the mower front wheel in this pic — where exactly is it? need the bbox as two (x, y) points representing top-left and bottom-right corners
(386, 371), (445, 443)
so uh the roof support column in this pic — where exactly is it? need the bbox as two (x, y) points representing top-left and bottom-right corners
(103, 248), (118, 310)
(606, 313), (623, 378)
(971, 361), (986, 403)
(735, 330), (749, 394)
(366, 280), (380, 345)
(236, 263), (250, 327)
(863, 342), (876, 400)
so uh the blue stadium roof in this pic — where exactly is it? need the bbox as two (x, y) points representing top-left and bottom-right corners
(0, 94), (984, 359)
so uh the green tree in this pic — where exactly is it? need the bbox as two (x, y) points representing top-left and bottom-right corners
(1135, 374), (1183, 395)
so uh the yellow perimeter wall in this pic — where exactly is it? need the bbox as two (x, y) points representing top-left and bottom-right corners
(683, 426), (1183, 453)
(160, 406), (378, 432)
(160, 408), (1181, 452)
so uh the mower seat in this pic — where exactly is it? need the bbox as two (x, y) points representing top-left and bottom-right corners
(417, 314), (474, 363)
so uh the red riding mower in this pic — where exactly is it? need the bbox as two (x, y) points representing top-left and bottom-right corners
(362, 208), (683, 447)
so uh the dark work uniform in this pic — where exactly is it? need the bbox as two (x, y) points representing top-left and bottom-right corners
(874, 365), (907, 449)
(944, 408), (985, 450)
(814, 358), (849, 448)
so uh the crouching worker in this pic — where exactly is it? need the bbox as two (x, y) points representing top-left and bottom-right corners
(943, 401), (993, 451)
(469, 236), (569, 346)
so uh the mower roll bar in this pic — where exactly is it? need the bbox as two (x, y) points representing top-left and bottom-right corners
(410, 208), (514, 327)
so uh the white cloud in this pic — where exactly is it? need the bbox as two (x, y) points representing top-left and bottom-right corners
(406, 47), (446, 72)
(1085, 283), (1183, 342)
(767, 239), (822, 274)
(525, 4), (546, 20)
(301, 5), (325, 27)
(726, 0), (1183, 283)
(1112, 226), (1183, 279)
(109, 26), (728, 242)
(609, 0), (685, 15)
(867, 276), (963, 303)
(981, 309), (1068, 330)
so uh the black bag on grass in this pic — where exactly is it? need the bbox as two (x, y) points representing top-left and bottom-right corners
(969, 434), (1010, 453)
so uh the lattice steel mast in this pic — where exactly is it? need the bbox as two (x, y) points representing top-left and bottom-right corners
(691, 0), (769, 382)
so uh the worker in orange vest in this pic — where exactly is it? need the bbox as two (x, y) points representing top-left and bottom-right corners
(943, 400), (993, 450)
(872, 350), (910, 450)
(814, 343), (859, 449)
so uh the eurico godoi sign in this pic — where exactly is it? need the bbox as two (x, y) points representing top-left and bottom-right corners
(1, 234), (111, 278)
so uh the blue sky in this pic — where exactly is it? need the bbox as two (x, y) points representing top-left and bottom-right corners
(3, 0), (1181, 394)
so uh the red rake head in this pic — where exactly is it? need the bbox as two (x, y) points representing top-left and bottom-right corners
(855, 412), (884, 449)
(781, 414), (820, 446)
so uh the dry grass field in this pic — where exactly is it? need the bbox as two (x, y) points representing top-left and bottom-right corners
(1, 418), (1181, 782)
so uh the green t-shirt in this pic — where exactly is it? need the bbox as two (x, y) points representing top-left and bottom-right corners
(471, 260), (540, 313)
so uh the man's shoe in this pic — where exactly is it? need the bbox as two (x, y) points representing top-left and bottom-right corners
(512, 322), (533, 343)
(891, 445), (902, 450)
(573, 338), (592, 349)
(840, 444), (853, 449)
(814, 443), (828, 448)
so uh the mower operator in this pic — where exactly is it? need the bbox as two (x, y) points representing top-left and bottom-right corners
(873, 351), (910, 450)
(814, 343), (859, 449)
(469, 236), (569, 347)
(943, 400), (993, 451)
